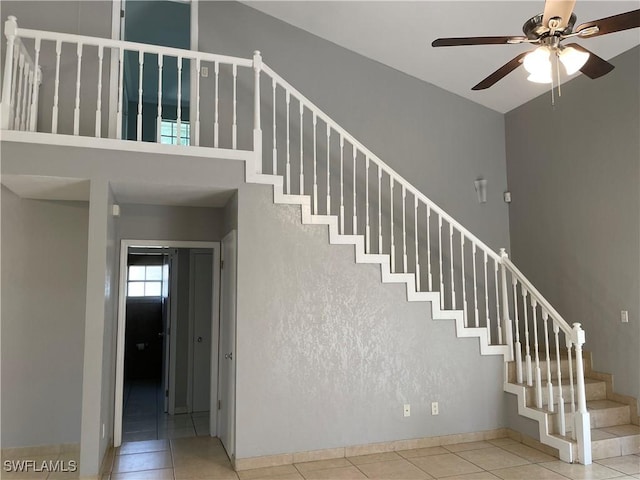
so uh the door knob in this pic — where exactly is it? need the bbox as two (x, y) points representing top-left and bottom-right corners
(197, 336), (203, 343)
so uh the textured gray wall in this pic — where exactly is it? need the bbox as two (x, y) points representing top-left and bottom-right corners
(505, 47), (640, 406)
(1, 187), (88, 448)
(197, 1), (511, 252)
(235, 184), (506, 459)
(118, 204), (225, 242)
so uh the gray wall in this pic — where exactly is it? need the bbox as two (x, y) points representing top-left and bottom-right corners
(1, 187), (88, 448)
(505, 47), (640, 406)
(235, 184), (506, 459)
(198, 1), (510, 252)
(118, 203), (225, 242)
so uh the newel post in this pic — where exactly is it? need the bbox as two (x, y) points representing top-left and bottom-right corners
(1, 16), (18, 130)
(252, 50), (263, 174)
(500, 249), (514, 362)
(572, 322), (592, 465)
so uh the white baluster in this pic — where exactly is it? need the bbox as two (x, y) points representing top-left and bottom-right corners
(390, 177), (395, 273)
(414, 197), (420, 291)
(484, 251), (490, 340)
(272, 78), (277, 174)
(194, 57), (200, 146)
(512, 278), (523, 384)
(566, 338), (576, 440)
(326, 124), (331, 214)
(28, 37), (41, 132)
(95, 45), (103, 137)
(136, 49), (143, 141)
(426, 206), (432, 291)
(402, 186), (407, 273)
(299, 102), (304, 194)
(461, 236), (467, 326)
(232, 63), (237, 149)
(286, 91), (291, 194)
(472, 243), (479, 327)
(252, 52), (262, 172)
(377, 165), (382, 253)
(116, 48), (124, 139)
(352, 146), (357, 234)
(522, 287), (533, 386)
(532, 299), (543, 409)
(214, 61), (219, 147)
(1, 16), (17, 130)
(9, 43), (20, 129)
(339, 135), (345, 234)
(14, 54), (24, 130)
(156, 54), (163, 143)
(449, 223), (455, 308)
(495, 259), (502, 343)
(73, 43), (83, 135)
(542, 311), (554, 411)
(312, 113), (318, 215)
(177, 55), (182, 145)
(365, 156), (370, 253)
(438, 216), (444, 308)
(23, 68), (33, 132)
(553, 321), (566, 435)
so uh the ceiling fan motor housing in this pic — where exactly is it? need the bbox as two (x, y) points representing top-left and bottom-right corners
(523, 13), (577, 39)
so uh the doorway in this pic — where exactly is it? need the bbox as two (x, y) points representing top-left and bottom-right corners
(120, 0), (193, 142)
(114, 240), (221, 446)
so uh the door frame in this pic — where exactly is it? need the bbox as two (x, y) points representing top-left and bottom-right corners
(114, 239), (220, 447)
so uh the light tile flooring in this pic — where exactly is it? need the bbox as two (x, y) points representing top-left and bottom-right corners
(123, 380), (210, 442)
(98, 436), (640, 480)
(2, 437), (639, 479)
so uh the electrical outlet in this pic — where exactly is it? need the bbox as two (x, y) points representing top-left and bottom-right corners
(431, 402), (439, 416)
(403, 404), (411, 417)
(201, 66), (209, 77)
(621, 310), (629, 323)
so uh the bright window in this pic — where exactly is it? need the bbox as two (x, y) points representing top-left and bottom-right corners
(160, 119), (190, 145)
(127, 265), (164, 297)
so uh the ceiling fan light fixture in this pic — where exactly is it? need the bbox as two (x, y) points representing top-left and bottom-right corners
(559, 46), (590, 74)
(523, 46), (552, 82)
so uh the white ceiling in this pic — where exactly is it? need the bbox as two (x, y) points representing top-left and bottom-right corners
(244, 1), (640, 113)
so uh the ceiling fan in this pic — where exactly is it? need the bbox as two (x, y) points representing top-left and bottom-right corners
(431, 0), (640, 90)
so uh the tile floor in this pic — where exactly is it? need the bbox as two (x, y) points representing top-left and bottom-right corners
(98, 436), (640, 480)
(2, 436), (639, 479)
(122, 380), (210, 442)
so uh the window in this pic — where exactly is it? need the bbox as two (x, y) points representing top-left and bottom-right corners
(160, 119), (190, 145)
(127, 265), (165, 297)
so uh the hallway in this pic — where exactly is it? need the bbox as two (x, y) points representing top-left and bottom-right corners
(123, 380), (210, 443)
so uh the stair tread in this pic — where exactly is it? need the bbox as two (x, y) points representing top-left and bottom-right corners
(592, 424), (640, 440)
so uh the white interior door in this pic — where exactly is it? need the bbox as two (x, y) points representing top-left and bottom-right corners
(191, 251), (214, 413)
(218, 230), (237, 457)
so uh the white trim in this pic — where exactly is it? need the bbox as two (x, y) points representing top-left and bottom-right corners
(168, 249), (179, 415)
(114, 239), (220, 447)
(1, 130), (254, 162)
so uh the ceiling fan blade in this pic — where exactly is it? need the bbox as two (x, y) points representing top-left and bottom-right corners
(575, 9), (640, 38)
(432, 36), (526, 47)
(472, 52), (528, 90)
(564, 43), (615, 79)
(542, 0), (577, 29)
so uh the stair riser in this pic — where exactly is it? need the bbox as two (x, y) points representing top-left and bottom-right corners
(525, 381), (606, 407)
(508, 357), (592, 383)
(592, 435), (640, 459)
(549, 406), (631, 434)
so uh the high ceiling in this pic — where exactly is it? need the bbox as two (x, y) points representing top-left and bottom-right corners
(244, 1), (640, 113)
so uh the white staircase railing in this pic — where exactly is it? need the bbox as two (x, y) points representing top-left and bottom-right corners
(0, 16), (591, 464)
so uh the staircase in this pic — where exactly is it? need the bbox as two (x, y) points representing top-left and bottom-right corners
(2, 16), (638, 466)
